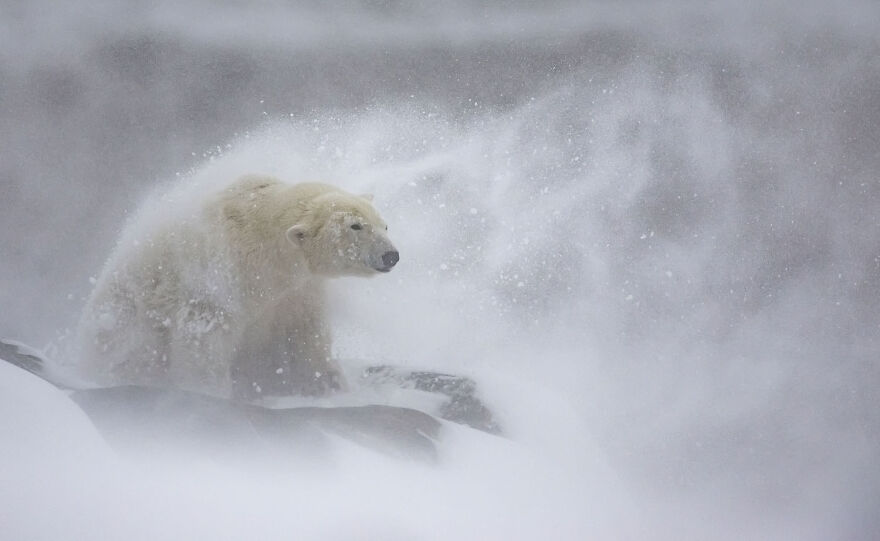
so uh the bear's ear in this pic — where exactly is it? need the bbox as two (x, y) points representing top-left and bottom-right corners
(359, 193), (374, 202)
(285, 224), (308, 245)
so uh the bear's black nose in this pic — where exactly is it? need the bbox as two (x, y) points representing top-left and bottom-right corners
(382, 250), (399, 268)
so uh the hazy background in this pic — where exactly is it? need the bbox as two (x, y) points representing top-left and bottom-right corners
(1, 1), (879, 539)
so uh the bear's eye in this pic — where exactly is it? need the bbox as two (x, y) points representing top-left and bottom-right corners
(350, 223), (362, 231)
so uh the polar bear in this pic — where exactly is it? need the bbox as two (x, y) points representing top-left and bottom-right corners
(74, 175), (398, 399)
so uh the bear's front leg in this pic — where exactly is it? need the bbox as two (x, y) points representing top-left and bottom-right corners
(230, 336), (342, 400)
(232, 294), (345, 400)
(285, 302), (346, 397)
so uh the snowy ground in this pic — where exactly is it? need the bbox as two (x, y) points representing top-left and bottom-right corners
(1, 358), (633, 540)
(2, 1), (880, 539)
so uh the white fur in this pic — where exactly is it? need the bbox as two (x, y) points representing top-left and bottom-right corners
(75, 175), (396, 399)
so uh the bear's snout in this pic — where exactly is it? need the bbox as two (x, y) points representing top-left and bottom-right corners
(379, 250), (399, 272)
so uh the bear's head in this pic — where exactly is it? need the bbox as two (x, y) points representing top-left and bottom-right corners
(285, 191), (398, 277)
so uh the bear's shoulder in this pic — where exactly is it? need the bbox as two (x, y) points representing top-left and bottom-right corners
(224, 174), (284, 196)
(223, 176), (343, 201)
